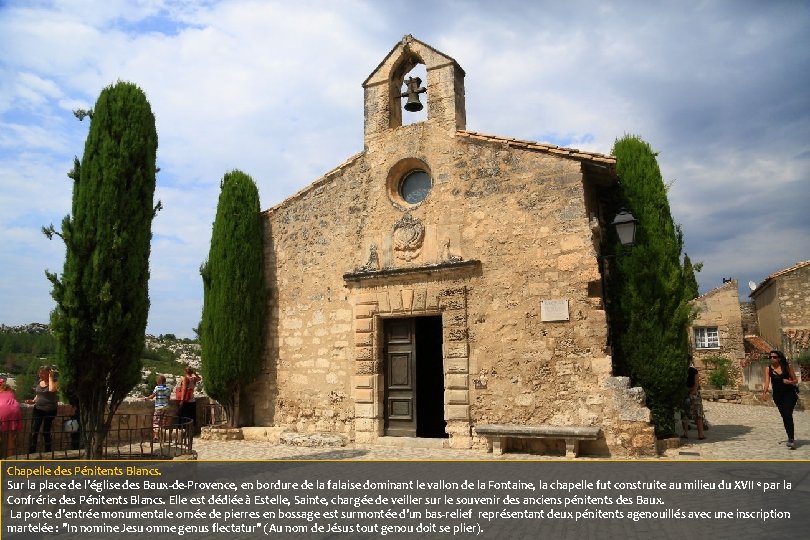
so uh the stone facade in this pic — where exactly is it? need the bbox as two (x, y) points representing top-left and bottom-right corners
(743, 335), (772, 391)
(740, 301), (759, 335)
(750, 260), (810, 359)
(689, 280), (745, 388)
(244, 36), (655, 456)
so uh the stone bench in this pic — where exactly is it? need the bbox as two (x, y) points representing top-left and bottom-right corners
(475, 424), (600, 458)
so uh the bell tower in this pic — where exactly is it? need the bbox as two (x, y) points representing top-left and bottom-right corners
(362, 35), (466, 145)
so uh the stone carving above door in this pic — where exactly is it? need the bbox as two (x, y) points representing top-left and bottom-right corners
(392, 214), (425, 261)
(360, 243), (380, 271)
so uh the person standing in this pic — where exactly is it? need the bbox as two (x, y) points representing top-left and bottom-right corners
(143, 375), (171, 442)
(682, 364), (706, 440)
(177, 366), (201, 430)
(762, 350), (799, 449)
(0, 378), (23, 457)
(26, 366), (59, 454)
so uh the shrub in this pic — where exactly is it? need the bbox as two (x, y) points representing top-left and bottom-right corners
(703, 356), (732, 388)
(141, 372), (157, 397)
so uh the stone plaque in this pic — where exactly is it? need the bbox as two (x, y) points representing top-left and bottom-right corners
(541, 299), (569, 322)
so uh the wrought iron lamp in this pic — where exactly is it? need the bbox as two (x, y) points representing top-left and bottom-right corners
(611, 208), (638, 248)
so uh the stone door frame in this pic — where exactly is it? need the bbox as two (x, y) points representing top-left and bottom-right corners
(352, 285), (473, 447)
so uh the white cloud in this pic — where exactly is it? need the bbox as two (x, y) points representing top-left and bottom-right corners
(0, 0), (808, 335)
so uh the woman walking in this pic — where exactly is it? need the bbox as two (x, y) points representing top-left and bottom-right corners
(762, 350), (799, 449)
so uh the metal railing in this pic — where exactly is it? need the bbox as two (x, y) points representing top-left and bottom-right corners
(1, 414), (194, 460)
(202, 401), (227, 426)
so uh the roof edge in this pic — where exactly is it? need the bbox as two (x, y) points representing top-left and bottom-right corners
(750, 259), (810, 298)
(693, 279), (738, 302)
(456, 130), (616, 166)
(362, 34), (464, 87)
(262, 151), (365, 216)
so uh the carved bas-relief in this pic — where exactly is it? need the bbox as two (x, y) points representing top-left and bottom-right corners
(392, 214), (425, 261)
(361, 243), (380, 272)
(441, 236), (462, 263)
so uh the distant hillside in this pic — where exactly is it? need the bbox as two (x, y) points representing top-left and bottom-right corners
(0, 324), (201, 399)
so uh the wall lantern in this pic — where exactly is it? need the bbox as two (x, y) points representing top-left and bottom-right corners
(611, 208), (638, 248)
(600, 207), (638, 352)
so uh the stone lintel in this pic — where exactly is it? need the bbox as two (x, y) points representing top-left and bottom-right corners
(354, 303), (376, 319)
(343, 260), (481, 286)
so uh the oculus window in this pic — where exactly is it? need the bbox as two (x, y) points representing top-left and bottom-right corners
(400, 170), (432, 205)
(386, 158), (432, 209)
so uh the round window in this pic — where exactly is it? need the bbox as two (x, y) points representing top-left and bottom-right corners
(399, 170), (432, 204)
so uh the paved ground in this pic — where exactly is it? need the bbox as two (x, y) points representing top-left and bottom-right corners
(191, 401), (810, 461)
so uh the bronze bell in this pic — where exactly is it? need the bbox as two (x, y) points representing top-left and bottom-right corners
(404, 92), (423, 112)
(401, 76), (426, 112)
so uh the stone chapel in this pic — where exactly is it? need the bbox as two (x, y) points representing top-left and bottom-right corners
(245, 36), (656, 456)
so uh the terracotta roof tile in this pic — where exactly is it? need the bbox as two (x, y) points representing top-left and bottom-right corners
(744, 335), (773, 355)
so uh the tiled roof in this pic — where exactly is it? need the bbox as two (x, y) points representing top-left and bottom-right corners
(744, 335), (773, 355)
(783, 328), (810, 350)
(750, 259), (810, 297)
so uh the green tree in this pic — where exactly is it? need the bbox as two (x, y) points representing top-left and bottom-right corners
(607, 135), (692, 437)
(14, 358), (42, 402)
(683, 253), (701, 300)
(200, 170), (265, 427)
(44, 81), (159, 457)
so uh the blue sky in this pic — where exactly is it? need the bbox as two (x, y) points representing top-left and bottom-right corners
(1, 0), (808, 337)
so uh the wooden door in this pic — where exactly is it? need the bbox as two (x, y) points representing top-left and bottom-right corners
(384, 318), (416, 436)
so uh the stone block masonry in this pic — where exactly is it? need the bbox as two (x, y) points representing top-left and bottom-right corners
(243, 36), (655, 457)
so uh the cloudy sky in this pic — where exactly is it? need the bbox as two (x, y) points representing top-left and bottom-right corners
(1, 0), (808, 337)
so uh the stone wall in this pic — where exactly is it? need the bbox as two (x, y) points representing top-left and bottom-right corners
(690, 281), (745, 387)
(740, 301), (759, 335)
(245, 36), (655, 457)
(751, 261), (810, 356)
(778, 264), (810, 330)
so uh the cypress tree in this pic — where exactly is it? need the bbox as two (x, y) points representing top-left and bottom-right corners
(44, 81), (158, 457)
(683, 253), (701, 300)
(200, 170), (265, 427)
(607, 135), (691, 437)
